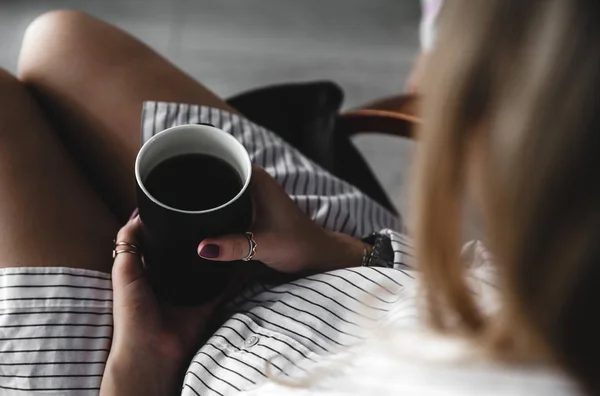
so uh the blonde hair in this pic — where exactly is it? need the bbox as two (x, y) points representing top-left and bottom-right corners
(414, 0), (600, 392)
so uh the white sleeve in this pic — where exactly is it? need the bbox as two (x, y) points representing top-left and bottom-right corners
(379, 229), (416, 272)
(378, 230), (495, 286)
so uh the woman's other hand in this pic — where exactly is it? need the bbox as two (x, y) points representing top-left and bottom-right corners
(197, 166), (366, 274)
(101, 217), (217, 396)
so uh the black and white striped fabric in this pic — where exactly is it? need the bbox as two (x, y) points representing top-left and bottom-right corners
(0, 102), (418, 395)
(0, 269), (112, 394)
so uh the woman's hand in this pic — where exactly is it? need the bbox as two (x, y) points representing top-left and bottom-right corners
(197, 166), (367, 274)
(101, 217), (217, 396)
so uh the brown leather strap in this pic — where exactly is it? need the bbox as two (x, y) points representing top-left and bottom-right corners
(357, 94), (419, 116)
(338, 94), (420, 139)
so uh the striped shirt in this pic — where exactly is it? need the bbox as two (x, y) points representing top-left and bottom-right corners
(238, 330), (578, 396)
(0, 102), (565, 396)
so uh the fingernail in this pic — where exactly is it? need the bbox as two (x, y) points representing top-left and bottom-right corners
(129, 208), (139, 220)
(199, 244), (220, 259)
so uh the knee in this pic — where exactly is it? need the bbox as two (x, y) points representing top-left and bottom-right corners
(21, 10), (95, 48)
(18, 10), (100, 80)
(21, 10), (95, 49)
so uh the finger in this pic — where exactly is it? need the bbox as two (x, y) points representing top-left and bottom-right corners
(110, 217), (159, 351)
(112, 216), (145, 291)
(198, 233), (260, 262)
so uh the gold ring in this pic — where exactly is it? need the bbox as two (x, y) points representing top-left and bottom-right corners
(112, 240), (140, 259)
(242, 232), (257, 261)
(112, 249), (140, 259)
(114, 241), (139, 251)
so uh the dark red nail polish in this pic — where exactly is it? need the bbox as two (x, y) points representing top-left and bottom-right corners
(129, 207), (139, 220)
(199, 244), (220, 259)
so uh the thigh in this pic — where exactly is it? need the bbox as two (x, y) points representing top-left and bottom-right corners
(0, 68), (118, 272)
(18, 11), (239, 221)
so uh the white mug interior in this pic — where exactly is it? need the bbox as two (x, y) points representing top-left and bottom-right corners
(135, 124), (252, 214)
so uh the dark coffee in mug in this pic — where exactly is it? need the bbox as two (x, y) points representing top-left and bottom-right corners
(144, 153), (242, 211)
(135, 124), (253, 305)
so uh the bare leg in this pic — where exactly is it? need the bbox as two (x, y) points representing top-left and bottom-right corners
(18, 11), (238, 221)
(0, 68), (118, 272)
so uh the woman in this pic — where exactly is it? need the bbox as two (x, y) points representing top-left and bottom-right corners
(1, 9), (404, 396)
(1, 1), (598, 395)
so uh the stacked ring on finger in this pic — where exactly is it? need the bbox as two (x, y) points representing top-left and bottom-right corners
(242, 232), (257, 261)
(112, 240), (140, 259)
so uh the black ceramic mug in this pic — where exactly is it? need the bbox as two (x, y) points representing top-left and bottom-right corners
(135, 124), (253, 305)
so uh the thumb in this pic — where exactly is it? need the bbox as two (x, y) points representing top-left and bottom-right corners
(112, 216), (158, 327)
(198, 233), (260, 262)
(112, 216), (145, 290)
